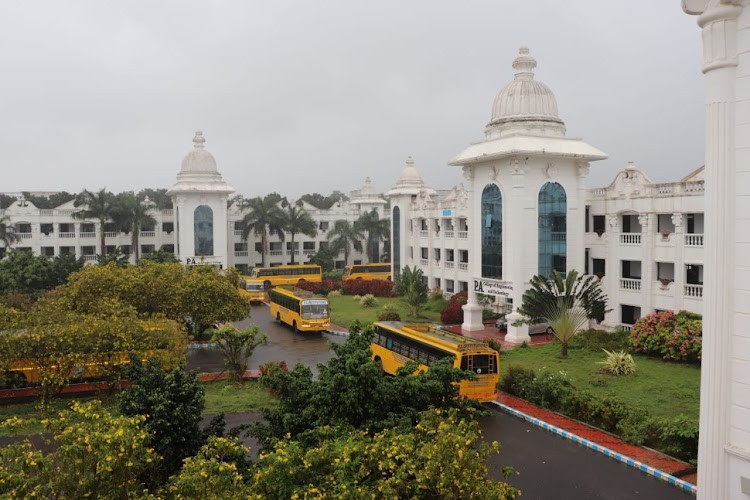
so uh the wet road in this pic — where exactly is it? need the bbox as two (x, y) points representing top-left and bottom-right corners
(186, 303), (344, 376)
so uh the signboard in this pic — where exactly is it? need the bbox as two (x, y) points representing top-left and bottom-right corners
(442, 209), (452, 217)
(185, 257), (224, 269)
(472, 277), (513, 297)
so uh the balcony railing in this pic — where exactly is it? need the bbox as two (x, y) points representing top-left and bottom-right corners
(619, 278), (642, 291)
(445, 261), (454, 269)
(619, 324), (633, 332)
(234, 251), (249, 257)
(457, 231), (468, 239)
(620, 234), (641, 245)
(684, 284), (703, 298)
(458, 263), (468, 271)
(419, 230), (428, 238)
(80, 232), (96, 238)
(286, 250), (299, 255)
(16, 233), (32, 239)
(161, 209), (173, 216)
(433, 260), (441, 268)
(444, 231), (454, 239)
(104, 232), (119, 238)
(83, 255), (98, 261)
(234, 230), (244, 237)
(59, 233), (76, 239)
(303, 249), (316, 255)
(269, 250), (282, 256)
(685, 234), (704, 247)
(139, 231), (155, 238)
(419, 259), (428, 266)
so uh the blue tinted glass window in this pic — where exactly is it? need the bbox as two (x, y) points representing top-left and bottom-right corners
(538, 182), (566, 276)
(481, 184), (502, 279)
(194, 205), (214, 256)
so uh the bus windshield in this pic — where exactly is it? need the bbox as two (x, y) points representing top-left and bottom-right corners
(246, 282), (264, 292)
(301, 300), (329, 319)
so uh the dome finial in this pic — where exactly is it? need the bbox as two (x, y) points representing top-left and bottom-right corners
(512, 46), (537, 80)
(193, 130), (206, 149)
(406, 156), (414, 166)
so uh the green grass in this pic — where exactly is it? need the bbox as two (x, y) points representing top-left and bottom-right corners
(202, 380), (278, 414)
(500, 340), (701, 420)
(327, 295), (445, 329)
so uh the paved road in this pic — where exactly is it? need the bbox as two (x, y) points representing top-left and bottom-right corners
(186, 303), (344, 377)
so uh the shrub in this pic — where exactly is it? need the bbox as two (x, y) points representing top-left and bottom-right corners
(360, 294), (377, 308)
(570, 329), (629, 352)
(259, 360), (289, 396)
(596, 349), (636, 376)
(327, 289), (341, 297)
(296, 279), (342, 296)
(430, 287), (444, 300)
(211, 325), (268, 384)
(486, 338), (501, 352)
(629, 310), (702, 363)
(378, 304), (401, 321)
(341, 279), (394, 297)
(352, 294), (362, 302)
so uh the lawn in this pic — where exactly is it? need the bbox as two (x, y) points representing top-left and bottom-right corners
(327, 295), (447, 329)
(500, 338), (701, 420)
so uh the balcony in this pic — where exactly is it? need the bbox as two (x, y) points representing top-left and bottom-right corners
(234, 251), (249, 257)
(303, 249), (316, 256)
(619, 324), (633, 332)
(458, 263), (468, 271)
(619, 278), (642, 291)
(458, 231), (468, 239)
(419, 259), (429, 266)
(286, 250), (299, 255)
(620, 234), (641, 245)
(83, 255), (98, 262)
(59, 233), (76, 239)
(269, 250), (282, 256)
(684, 284), (703, 298)
(433, 260), (441, 268)
(80, 232), (96, 238)
(16, 233), (32, 239)
(444, 231), (454, 239)
(445, 261), (455, 269)
(419, 230), (428, 238)
(685, 234), (703, 247)
(140, 231), (155, 238)
(104, 232), (119, 238)
(234, 230), (243, 237)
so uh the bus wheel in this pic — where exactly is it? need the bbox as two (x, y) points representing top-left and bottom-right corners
(293, 321), (298, 334)
(264, 281), (272, 291)
(276, 313), (282, 324)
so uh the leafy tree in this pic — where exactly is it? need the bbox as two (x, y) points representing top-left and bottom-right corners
(211, 324), (267, 384)
(180, 266), (251, 335)
(139, 248), (179, 263)
(0, 251), (83, 295)
(0, 194), (16, 210)
(20, 191), (76, 209)
(112, 192), (157, 261)
(0, 400), (158, 499)
(299, 190), (349, 209)
(355, 208), (390, 262)
(96, 247), (131, 267)
(278, 200), (317, 265)
(518, 269), (609, 357)
(73, 188), (117, 256)
(327, 219), (363, 266)
(239, 195), (285, 268)
(395, 265), (429, 316)
(137, 188), (173, 209)
(0, 215), (18, 251)
(118, 359), (218, 487)
(250, 408), (518, 499)
(307, 244), (336, 272)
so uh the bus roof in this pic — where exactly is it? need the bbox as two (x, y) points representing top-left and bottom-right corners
(270, 286), (327, 301)
(375, 321), (490, 352)
(252, 264), (321, 271)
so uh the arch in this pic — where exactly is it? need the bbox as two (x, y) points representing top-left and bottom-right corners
(392, 206), (401, 280)
(481, 183), (502, 279)
(538, 182), (566, 276)
(194, 205), (214, 256)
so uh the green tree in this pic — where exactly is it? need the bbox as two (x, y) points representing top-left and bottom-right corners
(211, 324), (267, 384)
(21, 191), (77, 209)
(112, 192), (157, 261)
(0, 251), (84, 295)
(139, 248), (179, 263)
(279, 200), (317, 265)
(299, 190), (349, 209)
(0, 215), (18, 252)
(327, 219), (363, 266)
(137, 188), (173, 209)
(518, 269), (609, 357)
(0, 194), (16, 210)
(355, 208), (390, 263)
(239, 195), (285, 268)
(306, 244), (336, 272)
(73, 188), (117, 256)
(395, 265), (429, 316)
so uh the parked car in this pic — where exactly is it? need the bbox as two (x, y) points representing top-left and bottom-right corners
(496, 317), (555, 335)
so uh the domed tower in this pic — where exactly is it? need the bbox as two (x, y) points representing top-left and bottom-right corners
(167, 131), (235, 269)
(449, 47), (607, 341)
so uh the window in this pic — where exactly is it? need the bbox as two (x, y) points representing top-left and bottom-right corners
(621, 305), (641, 325)
(41, 247), (54, 256)
(459, 281), (469, 293)
(353, 260), (362, 265)
(446, 279), (455, 293)
(141, 245), (156, 254)
(585, 206), (590, 232)
(81, 246), (96, 256)
(593, 216), (606, 235)
(434, 248), (441, 261)
(121, 245), (131, 255)
(161, 244), (174, 253)
(60, 246), (75, 256)
(593, 259), (605, 277)
(59, 223), (74, 234)
(80, 223), (95, 233)
(621, 260), (641, 279)
(255, 243), (263, 253)
(459, 250), (469, 264)
(538, 182), (566, 276)
(657, 262), (674, 283)
(481, 183), (502, 279)
(434, 278), (441, 289)
(194, 205), (214, 256)
(319, 221), (329, 231)
(335, 260), (345, 270)
(303, 241), (315, 250)
(446, 249), (455, 262)
(392, 206), (401, 280)
(421, 247), (428, 259)
(234, 242), (248, 251)
(106, 245), (116, 255)
(163, 222), (174, 234)
(40, 223), (53, 235)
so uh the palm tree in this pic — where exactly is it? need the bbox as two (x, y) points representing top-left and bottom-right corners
(355, 209), (390, 263)
(111, 192), (157, 261)
(278, 201), (318, 265)
(0, 215), (18, 255)
(327, 219), (364, 267)
(73, 189), (116, 257)
(518, 269), (609, 357)
(240, 196), (285, 268)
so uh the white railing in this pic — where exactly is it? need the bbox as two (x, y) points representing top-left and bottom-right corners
(444, 231), (454, 239)
(655, 184), (673, 195)
(104, 232), (119, 238)
(140, 231), (155, 238)
(433, 260), (441, 268)
(685, 182), (704, 193)
(303, 249), (316, 255)
(458, 231), (468, 239)
(80, 232), (96, 238)
(419, 259), (429, 266)
(619, 324), (633, 332)
(234, 251), (248, 257)
(161, 209), (173, 216)
(269, 250), (282, 256)
(234, 230), (244, 236)
(17, 233), (32, 239)
(83, 255), (98, 261)
(684, 284), (703, 298)
(685, 234), (704, 247)
(40, 209), (54, 215)
(589, 188), (606, 197)
(458, 263), (468, 271)
(419, 230), (428, 238)
(445, 261), (454, 269)
(59, 233), (76, 239)
(620, 233), (641, 245)
(619, 278), (641, 291)
(286, 250), (299, 255)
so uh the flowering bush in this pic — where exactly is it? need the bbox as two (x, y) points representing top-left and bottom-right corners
(296, 279), (342, 295)
(628, 310), (702, 363)
(439, 292), (468, 325)
(341, 279), (394, 297)
(360, 294), (377, 308)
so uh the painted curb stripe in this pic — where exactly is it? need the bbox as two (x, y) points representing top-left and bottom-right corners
(491, 401), (697, 495)
(187, 342), (219, 350)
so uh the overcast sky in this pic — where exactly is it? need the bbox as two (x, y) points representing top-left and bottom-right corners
(0, 1), (704, 200)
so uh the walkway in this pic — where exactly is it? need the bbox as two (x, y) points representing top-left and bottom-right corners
(444, 322), (556, 349)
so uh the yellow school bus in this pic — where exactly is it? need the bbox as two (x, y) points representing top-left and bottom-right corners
(371, 321), (499, 402)
(268, 287), (330, 333)
(240, 278), (266, 303)
(251, 264), (323, 289)
(342, 263), (392, 281)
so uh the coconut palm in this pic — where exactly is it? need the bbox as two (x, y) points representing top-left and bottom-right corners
(327, 219), (364, 267)
(278, 200), (317, 265)
(355, 208), (390, 263)
(0, 215), (18, 255)
(73, 189), (116, 256)
(240, 195), (285, 268)
(111, 192), (157, 261)
(518, 269), (609, 357)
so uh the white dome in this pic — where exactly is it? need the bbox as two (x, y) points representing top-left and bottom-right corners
(180, 131), (218, 172)
(488, 47), (565, 135)
(397, 157), (424, 188)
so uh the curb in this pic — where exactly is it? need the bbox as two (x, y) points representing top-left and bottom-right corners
(187, 342), (219, 350)
(325, 329), (349, 337)
(490, 402), (698, 495)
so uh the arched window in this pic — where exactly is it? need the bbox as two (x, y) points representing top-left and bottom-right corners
(194, 205), (214, 256)
(481, 184), (502, 279)
(392, 206), (400, 280)
(538, 182), (566, 276)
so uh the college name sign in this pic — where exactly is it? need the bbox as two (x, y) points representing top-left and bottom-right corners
(185, 257), (224, 268)
(473, 278), (513, 297)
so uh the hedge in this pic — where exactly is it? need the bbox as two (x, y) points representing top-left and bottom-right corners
(629, 310), (702, 363)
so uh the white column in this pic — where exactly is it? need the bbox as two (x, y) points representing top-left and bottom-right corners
(462, 172), (484, 331)
(604, 214), (620, 326)
(504, 161), (531, 343)
(639, 214), (653, 314)
(672, 213), (686, 311)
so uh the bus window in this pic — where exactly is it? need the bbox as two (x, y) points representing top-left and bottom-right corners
(301, 300), (329, 319)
